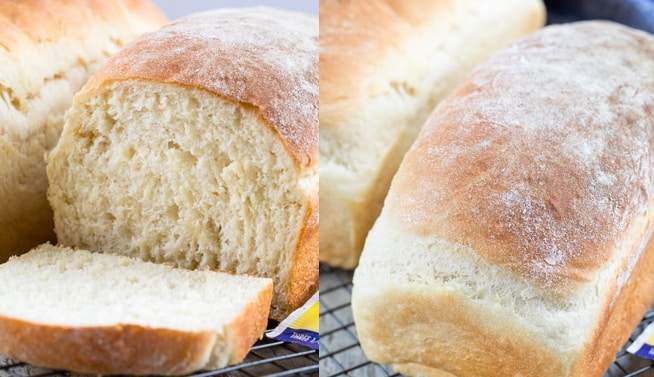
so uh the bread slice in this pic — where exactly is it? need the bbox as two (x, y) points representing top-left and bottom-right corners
(352, 21), (654, 377)
(319, 0), (546, 268)
(46, 7), (318, 321)
(0, 243), (272, 375)
(0, 0), (167, 261)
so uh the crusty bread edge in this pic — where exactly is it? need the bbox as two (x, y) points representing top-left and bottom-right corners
(353, 284), (567, 376)
(287, 183), (319, 318)
(0, 317), (215, 375)
(224, 280), (274, 365)
(569, 226), (654, 377)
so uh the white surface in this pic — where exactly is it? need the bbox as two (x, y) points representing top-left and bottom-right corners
(152, 0), (317, 20)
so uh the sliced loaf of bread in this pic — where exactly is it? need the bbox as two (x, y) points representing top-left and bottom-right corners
(47, 7), (318, 321)
(0, 244), (272, 375)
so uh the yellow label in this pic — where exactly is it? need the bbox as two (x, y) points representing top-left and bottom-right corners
(289, 299), (319, 332)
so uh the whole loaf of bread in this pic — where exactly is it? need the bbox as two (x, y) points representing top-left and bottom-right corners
(0, 0), (166, 261)
(47, 7), (318, 321)
(352, 21), (654, 377)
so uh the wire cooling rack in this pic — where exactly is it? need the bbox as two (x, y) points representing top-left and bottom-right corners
(320, 263), (654, 377)
(0, 320), (318, 377)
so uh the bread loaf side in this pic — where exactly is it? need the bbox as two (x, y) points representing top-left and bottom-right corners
(352, 21), (654, 377)
(0, 0), (166, 261)
(319, 0), (545, 268)
(47, 7), (318, 321)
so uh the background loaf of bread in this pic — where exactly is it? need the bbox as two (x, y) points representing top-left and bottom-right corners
(353, 21), (654, 377)
(0, 0), (166, 261)
(319, 0), (545, 268)
(47, 7), (318, 321)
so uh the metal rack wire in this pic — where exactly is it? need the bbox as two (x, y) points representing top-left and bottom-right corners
(0, 321), (318, 377)
(319, 263), (654, 377)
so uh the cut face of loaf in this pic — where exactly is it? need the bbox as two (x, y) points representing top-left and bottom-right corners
(319, 0), (546, 268)
(0, 0), (167, 261)
(352, 21), (654, 377)
(0, 244), (273, 375)
(47, 7), (318, 321)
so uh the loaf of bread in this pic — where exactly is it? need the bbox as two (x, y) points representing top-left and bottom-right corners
(319, 0), (545, 268)
(0, 244), (272, 375)
(0, 0), (166, 262)
(352, 21), (654, 377)
(47, 7), (318, 321)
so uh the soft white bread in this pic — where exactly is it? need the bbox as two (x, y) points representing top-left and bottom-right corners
(0, 243), (273, 375)
(319, 0), (545, 268)
(0, 0), (167, 261)
(352, 21), (654, 377)
(47, 8), (318, 321)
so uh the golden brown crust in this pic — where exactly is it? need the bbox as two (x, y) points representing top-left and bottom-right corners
(0, 316), (215, 375)
(81, 7), (318, 170)
(319, 0), (474, 116)
(386, 21), (654, 294)
(319, 0), (545, 124)
(319, 0), (416, 115)
(287, 186), (319, 317)
(571, 226), (654, 377)
(0, 0), (165, 52)
(354, 287), (567, 377)
(227, 282), (273, 364)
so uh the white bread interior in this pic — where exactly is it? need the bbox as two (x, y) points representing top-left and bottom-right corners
(48, 81), (309, 320)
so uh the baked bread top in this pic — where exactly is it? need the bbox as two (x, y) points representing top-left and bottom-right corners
(385, 21), (654, 294)
(80, 7), (318, 170)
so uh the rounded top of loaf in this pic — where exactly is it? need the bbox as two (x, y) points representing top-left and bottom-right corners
(385, 21), (654, 294)
(0, 0), (166, 54)
(80, 6), (318, 169)
(318, 0), (545, 126)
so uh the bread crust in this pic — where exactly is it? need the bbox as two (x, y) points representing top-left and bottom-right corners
(288, 184), (319, 313)
(386, 21), (654, 294)
(0, 0), (167, 260)
(571, 225), (654, 376)
(0, 0), (165, 51)
(0, 317), (215, 375)
(226, 281), (274, 365)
